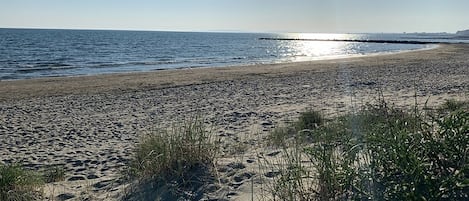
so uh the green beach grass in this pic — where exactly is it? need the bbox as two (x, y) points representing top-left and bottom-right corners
(124, 117), (220, 200)
(0, 164), (44, 201)
(264, 99), (468, 200)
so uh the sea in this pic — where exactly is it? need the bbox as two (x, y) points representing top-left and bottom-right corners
(1, 28), (468, 80)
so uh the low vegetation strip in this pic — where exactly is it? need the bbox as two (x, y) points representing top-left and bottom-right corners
(1, 100), (466, 200)
(267, 99), (468, 200)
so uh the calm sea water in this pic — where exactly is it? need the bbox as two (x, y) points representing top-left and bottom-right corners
(0, 28), (465, 80)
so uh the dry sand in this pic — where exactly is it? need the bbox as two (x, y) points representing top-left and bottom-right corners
(0, 44), (468, 200)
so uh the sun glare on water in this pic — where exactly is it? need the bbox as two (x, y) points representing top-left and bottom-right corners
(273, 33), (362, 62)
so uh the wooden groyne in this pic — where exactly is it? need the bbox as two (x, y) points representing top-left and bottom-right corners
(258, 38), (450, 44)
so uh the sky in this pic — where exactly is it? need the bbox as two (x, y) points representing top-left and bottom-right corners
(0, 0), (468, 33)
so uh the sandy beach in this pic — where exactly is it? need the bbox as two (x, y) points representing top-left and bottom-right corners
(0, 44), (468, 200)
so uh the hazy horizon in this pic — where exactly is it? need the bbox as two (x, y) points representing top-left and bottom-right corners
(1, 0), (468, 34)
(0, 27), (465, 35)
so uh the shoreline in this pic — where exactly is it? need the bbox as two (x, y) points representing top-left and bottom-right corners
(0, 44), (443, 101)
(1, 44), (468, 200)
(0, 43), (436, 82)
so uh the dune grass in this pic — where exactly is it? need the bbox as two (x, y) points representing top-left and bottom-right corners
(0, 164), (44, 201)
(269, 110), (324, 147)
(125, 117), (219, 200)
(439, 99), (469, 112)
(42, 165), (66, 183)
(266, 99), (468, 200)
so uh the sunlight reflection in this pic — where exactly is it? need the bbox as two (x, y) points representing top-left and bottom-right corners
(274, 33), (361, 62)
(292, 41), (346, 61)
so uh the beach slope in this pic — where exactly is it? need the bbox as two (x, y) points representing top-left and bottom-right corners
(0, 44), (468, 200)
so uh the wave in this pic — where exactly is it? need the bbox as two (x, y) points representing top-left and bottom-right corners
(15, 63), (76, 73)
(13, 60), (189, 74)
(91, 60), (184, 68)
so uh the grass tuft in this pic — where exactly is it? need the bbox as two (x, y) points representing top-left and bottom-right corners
(125, 117), (219, 200)
(296, 110), (324, 131)
(269, 110), (323, 147)
(439, 99), (469, 113)
(0, 164), (43, 201)
(42, 165), (66, 183)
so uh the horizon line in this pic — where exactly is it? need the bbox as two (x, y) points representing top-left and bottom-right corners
(0, 26), (456, 35)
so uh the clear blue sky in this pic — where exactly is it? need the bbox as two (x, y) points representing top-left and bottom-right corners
(1, 0), (468, 33)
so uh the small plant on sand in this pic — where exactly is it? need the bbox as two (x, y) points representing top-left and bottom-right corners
(0, 164), (44, 201)
(42, 165), (66, 183)
(269, 126), (297, 147)
(296, 110), (324, 131)
(125, 117), (219, 200)
(438, 99), (469, 114)
(269, 111), (323, 147)
(264, 99), (469, 200)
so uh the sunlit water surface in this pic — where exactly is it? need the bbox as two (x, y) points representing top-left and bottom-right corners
(1, 29), (463, 80)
